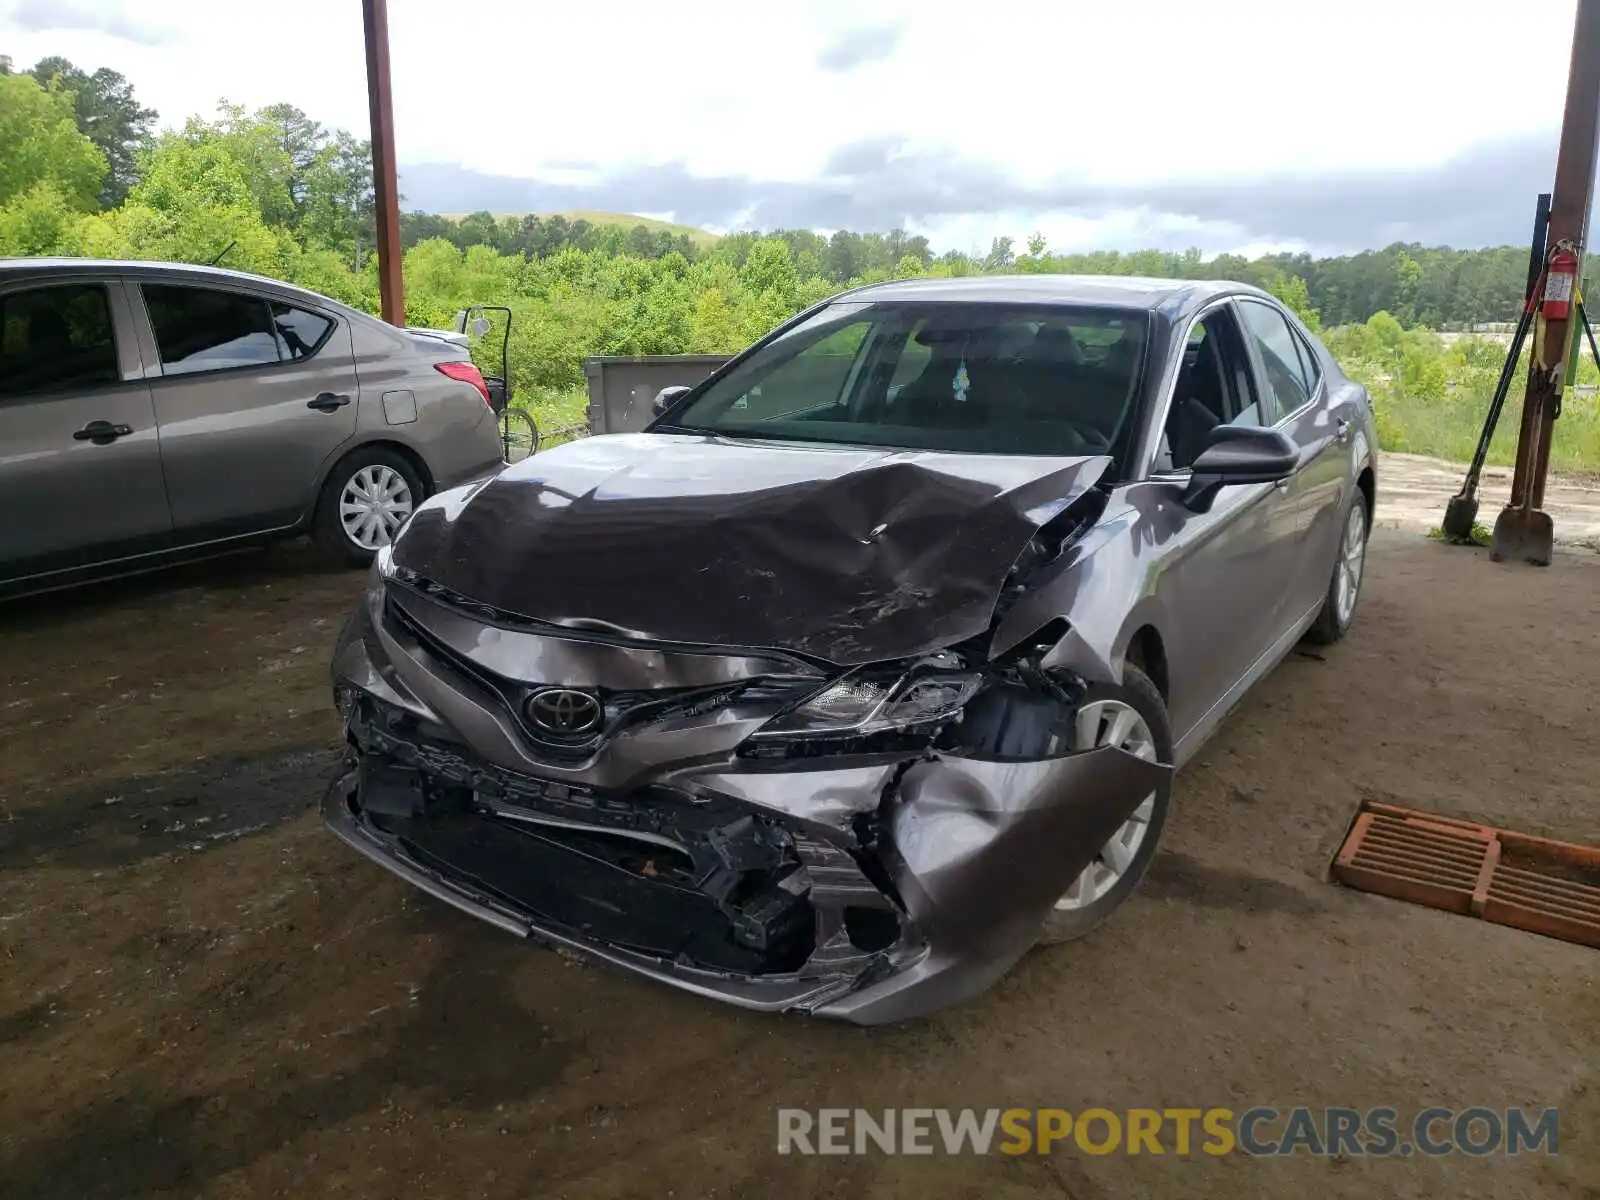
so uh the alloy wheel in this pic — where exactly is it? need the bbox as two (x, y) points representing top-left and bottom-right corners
(339, 464), (414, 551)
(1334, 504), (1366, 625)
(1054, 699), (1159, 912)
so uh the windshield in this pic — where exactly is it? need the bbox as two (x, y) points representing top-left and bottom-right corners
(661, 300), (1150, 463)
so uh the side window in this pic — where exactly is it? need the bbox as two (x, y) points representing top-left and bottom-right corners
(0, 285), (119, 398)
(718, 321), (868, 423)
(1158, 307), (1259, 470)
(270, 302), (333, 360)
(1291, 327), (1322, 396)
(1238, 301), (1311, 423)
(143, 285), (282, 376)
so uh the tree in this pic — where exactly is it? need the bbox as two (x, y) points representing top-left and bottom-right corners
(28, 57), (156, 206)
(1027, 231), (1048, 258)
(0, 73), (106, 210)
(257, 102), (326, 213)
(300, 131), (373, 265)
(825, 229), (861, 282)
(983, 236), (1015, 271)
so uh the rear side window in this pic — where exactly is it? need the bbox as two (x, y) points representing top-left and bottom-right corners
(1237, 300), (1312, 422)
(270, 302), (333, 360)
(0, 285), (119, 398)
(143, 285), (332, 377)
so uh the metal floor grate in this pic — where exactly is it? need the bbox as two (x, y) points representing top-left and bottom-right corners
(1334, 802), (1600, 949)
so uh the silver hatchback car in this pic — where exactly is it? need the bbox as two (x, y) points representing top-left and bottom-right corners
(0, 259), (505, 597)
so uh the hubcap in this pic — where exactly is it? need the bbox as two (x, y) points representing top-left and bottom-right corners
(339, 464), (413, 551)
(1054, 699), (1159, 912)
(1334, 505), (1366, 625)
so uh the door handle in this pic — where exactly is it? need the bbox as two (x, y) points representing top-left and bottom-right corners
(307, 392), (351, 412)
(1335, 418), (1352, 444)
(1274, 477), (1291, 491)
(73, 420), (134, 444)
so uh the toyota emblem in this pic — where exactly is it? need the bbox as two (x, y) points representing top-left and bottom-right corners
(526, 687), (603, 736)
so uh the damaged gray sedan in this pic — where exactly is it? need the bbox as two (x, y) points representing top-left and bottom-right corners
(324, 275), (1376, 1023)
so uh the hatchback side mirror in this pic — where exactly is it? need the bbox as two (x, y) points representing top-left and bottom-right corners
(1182, 425), (1299, 513)
(652, 385), (692, 417)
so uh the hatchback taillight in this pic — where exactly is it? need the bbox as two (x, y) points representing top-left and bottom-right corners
(434, 361), (492, 407)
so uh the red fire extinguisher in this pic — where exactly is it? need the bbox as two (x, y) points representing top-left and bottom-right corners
(1543, 244), (1579, 321)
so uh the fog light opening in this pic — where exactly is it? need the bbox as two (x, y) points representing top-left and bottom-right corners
(844, 906), (900, 952)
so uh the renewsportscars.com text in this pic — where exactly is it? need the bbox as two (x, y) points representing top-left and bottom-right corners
(776, 1106), (1559, 1157)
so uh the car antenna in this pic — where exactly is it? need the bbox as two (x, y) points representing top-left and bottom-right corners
(208, 240), (237, 267)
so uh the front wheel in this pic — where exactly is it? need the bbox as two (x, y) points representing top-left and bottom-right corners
(1037, 665), (1172, 944)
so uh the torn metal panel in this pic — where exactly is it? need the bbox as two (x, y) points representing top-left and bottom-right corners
(391, 433), (1110, 665)
(887, 748), (1169, 956)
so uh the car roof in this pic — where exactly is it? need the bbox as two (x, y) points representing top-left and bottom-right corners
(842, 273), (1265, 320)
(0, 257), (370, 319)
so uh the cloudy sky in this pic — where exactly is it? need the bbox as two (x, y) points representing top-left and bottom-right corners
(1, 0), (1586, 255)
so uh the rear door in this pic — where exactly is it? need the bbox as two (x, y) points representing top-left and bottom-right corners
(0, 278), (172, 581)
(1235, 298), (1349, 623)
(135, 281), (359, 539)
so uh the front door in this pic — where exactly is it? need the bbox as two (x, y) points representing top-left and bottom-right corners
(0, 279), (172, 583)
(1139, 303), (1302, 744)
(136, 281), (359, 540)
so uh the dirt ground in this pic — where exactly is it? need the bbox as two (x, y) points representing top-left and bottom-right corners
(2, 474), (1598, 1199)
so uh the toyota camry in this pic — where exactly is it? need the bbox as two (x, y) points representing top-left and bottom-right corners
(323, 275), (1376, 1024)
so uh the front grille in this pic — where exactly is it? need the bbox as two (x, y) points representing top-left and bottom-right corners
(382, 592), (810, 762)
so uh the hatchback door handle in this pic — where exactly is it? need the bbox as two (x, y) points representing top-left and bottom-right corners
(1335, 418), (1352, 444)
(307, 392), (351, 412)
(73, 420), (134, 444)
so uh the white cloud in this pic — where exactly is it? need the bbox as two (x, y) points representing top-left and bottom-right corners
(0, 0), (1580, 251)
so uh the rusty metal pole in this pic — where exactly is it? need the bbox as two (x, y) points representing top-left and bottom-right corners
(1491, 0), (1600, 565)
(363, 0), (405, 326)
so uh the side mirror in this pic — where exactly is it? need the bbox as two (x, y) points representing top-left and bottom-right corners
(1181, 425), (1299, 513)
(652, 385), (692, 417)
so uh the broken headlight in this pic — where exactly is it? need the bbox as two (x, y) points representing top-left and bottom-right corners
(752, 659), (981, 740)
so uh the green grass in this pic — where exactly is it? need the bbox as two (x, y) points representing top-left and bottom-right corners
(512, 385), (588, 436)
(1377, 389), (1600, 477)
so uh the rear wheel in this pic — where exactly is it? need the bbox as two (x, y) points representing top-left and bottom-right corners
(312, 447), (425, 565)
(1306, 487), (1369, 644)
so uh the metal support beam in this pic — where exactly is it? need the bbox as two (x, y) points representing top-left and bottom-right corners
(363, 0), (405, 326)
(1491, 0), (1600, 564)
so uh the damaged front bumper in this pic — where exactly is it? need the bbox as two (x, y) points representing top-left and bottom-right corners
(324, 568), (1169, 1025)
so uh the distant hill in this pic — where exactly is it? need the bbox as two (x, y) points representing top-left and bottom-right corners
(397, 162), (719, 246)
(433, 209), (718, 249)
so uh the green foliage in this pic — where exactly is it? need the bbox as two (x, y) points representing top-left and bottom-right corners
(28, 57), (155, 206)
(10, 64), (1600, 471)
(0, 72), (107, 210)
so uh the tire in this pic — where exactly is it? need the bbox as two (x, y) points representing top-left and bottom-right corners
(959, 663), (1173, 945)
(311, 447), (426, 566)
(1305, 486), (1369, 645)
(500, 408), (540, 463)
(1037, 664), (1173, 943)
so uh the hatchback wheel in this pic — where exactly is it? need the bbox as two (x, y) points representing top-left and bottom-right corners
(313, 448), (425, 565)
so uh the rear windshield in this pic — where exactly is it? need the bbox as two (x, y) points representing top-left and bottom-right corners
(661, 301), (1149, 463)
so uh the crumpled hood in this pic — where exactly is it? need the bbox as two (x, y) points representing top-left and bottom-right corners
(392, 433), (1109, 665)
